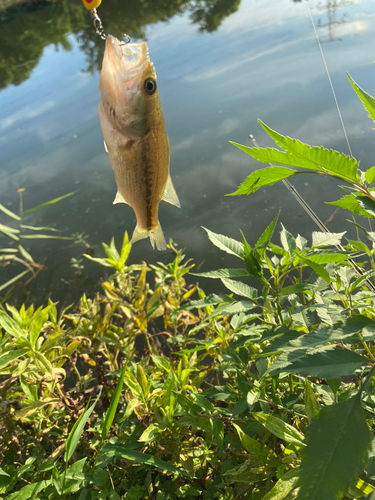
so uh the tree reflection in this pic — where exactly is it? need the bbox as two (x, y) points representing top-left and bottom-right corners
(0, 0), (241, 90)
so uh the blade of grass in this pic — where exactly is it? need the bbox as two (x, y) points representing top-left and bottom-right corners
(23, 192), (76, 215)
(101, 364), (127, 444)
(0, 203), (21, 221)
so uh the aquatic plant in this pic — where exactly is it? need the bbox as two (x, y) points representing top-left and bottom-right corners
(0, 190), (74, 299)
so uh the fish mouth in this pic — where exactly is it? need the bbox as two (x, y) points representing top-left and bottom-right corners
(105, 36), (149, 81)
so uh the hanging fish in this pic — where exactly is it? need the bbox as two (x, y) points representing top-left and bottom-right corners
(98, 35), (180, 251)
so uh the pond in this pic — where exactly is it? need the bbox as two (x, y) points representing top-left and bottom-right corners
(0, 0), (375, 301)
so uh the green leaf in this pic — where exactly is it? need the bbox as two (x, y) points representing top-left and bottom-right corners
(0, 269), (30, 292)
(173, 391), (202, 415)
(0, 311), (29, 342)
(0, 203), (21, 221)
(227, 164), (299, 196)
(136, 365), (149, 399)
(297, 255), (330, 283)
(19, 225), (58, 232)
(0, 224), (20, 241)
(102, 364), (126, 443)
(280, 224), (296, 253)
(202, 228), (244, 259)
(366, 167), (375, 186)
(356, 195), (375, 218)
(4, 480), (51, 500)
(220, 278), (257, 299)
(327, 194), (371, 218)
(20, 234), (71, 240)
(233, 423), (279, 467)
(254, 212), (279, 254)
(271, 348), (367, 379)
(0, 348), (29, 370)
(18, 245), (34, 262)
(251, 412), (305, 447)
(98, 444), (191, 478)
(347, 73), (375, 124)
(65, 394), (99, 462)
(311, 231), (346, 248)
(15, 398), (60, 419)
(298, 394), (372, 499)
(304, 382), (321, 422)
(259, 120), (359, 182)
(206, 300), (255, 320)
(119, 231), (131, 267)
(190, 268), (249, 279)
(23, 192), (76, 215)
(212, 419), (224, 453)
(260, 468), (300, 500)
(83, 254), (114, 267)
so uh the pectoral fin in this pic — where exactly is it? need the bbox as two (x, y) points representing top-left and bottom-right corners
(162, 175), (180, 208)
(113, 191), (128, 205)
(104, 140), (108, 153)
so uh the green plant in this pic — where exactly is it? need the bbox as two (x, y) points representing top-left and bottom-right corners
(0, 189), (74, 297)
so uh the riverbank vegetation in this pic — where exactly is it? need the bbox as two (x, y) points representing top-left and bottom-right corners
(1, 75), (375, 500)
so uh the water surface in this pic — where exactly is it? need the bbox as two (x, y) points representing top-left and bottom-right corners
(0, 0), (375, 299)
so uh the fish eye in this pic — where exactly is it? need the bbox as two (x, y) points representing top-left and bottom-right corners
(144, 77), (157, 95)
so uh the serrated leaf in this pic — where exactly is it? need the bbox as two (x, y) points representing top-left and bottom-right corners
(202, 227), (244, 258)
(327, 194), (371, 218)
(190, 268), (249, 279)
(356, 195), (375, 218)
(259, 120), (359, 182)
(206, 300), (255, 320)
(280, 224), (296, 253)
(298, 394), (372, 499)
(272, 347), (366, 379)
(347, 73), (375, 124)
(255, 212), (279, 253)
(221, 278), (257, 299)
(251, 412), (305, 447)
(227, 163), (299, 196)
(311, 231), (346, 248)
(297, 255), (330, 283)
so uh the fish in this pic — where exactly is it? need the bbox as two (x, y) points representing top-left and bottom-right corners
(98, 35), (180, 251)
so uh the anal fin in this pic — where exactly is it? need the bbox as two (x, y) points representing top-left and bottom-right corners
(162, 174), (180, 208)
(113, 191), (128, 205)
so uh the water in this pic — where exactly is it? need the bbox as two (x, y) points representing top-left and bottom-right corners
(0, 0), (374, 301)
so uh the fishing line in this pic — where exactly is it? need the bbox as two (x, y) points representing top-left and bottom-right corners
(306, 0), (353, 158)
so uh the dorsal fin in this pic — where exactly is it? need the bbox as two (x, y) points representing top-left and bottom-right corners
(162, 174), (180, 208)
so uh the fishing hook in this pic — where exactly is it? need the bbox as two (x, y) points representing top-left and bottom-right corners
(89, 7), (130, 44)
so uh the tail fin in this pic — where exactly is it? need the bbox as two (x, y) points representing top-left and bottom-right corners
(131, 222), (167, 251)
